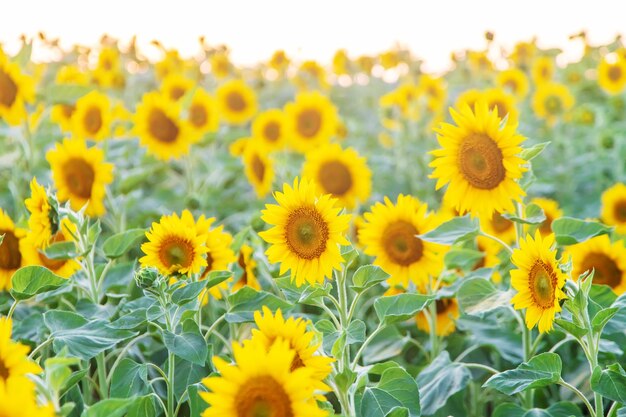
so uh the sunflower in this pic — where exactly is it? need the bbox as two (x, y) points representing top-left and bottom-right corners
(199, 222), (236, 300)
(249, 307), (333, 386)
(20, 218), (80, 278)
(232, 244), (260, 292)
(0, 317), (42, 385)
(140, 210), (209, 276)
(455, 89), (483, 112)
(532, 82), (575, 125)
(161, 73), (195, 102)
(200, 339), (327, 417)
(0, 210), (26, 291)
(531, 197), (563, 236)
(269, 50), (290, 73)
(483, 88), (519, 126)
(187, 88), (219, 135)
(601, 183), (626, 234)
(216, 79), (258, 125)
(0, 377), (55, 417)
(155, 49), (185, 80)
(510, 41), (536, 68)
(259, 178), (351, 287)
(332, 49), (350, 75)
(510, 231), (567, 333)
(416, 297), (460, 336)
(51, 104), (76, 132)
(24, 178), (55, 248)
(71, 90), (112, 141)
(301, 143), (371, 209)
(133, 92), (195, 160)
(417, 74), (447, 112)
(531, 56), (555, 85)
(0, 55), (35, 126)
(211, 52), (232, 79)
(46, 139), (113, 217)
(243, 143), (275, 198)
(92, 47), (124, 88)
(473, 235), (502, 270)
(567, 235), (626, 294)
(55, 64), (90, 85)
(496, 68), (530, 99)
(430, 101), (526, 218)
(252, 109), (287, 151)
(295, 60), (329, 90)
(358, 195), (447, 289)
(598, 54), (626, 95)
(480, 210), (517, 244)
(283, 92), (338, 152)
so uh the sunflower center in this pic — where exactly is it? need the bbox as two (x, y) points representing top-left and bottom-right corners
(251, 154), (265, 181)
(61, 104), (75, 119)
(235, 376), (294, 417)
(0, 68), (18, 108)
(458, 133), (505, 190)
(0, 230), (21, 270)
(84, 106), (103, 134)
(382, 220), (423, 266)
(436, 299), (452, 314)
(529, 261), (557, 309)
(613, 199), (626, 222)
(581, 252), (622, 289)
(491, 212), (514, 234)
(148, 109), (179, 143)
(608, 65), (623, 82)
(284, 207), (329, 260)
(544, 95), (563, 115)
(237, 252), (248, 285)
(490, 100), (508, 119)
(539, 214), (554, 235)
(296, 108), (322, 138)
(226, 92), (246, 112)
(263, 121), (281, 142)
(38, 231), (67, 270)
(159, 238), (194, 269)
(62, 158), (95, 199)
(170, 87), (186, 101)
(317, 160), (353, 196)
(504, 79), (518, 93)
(189, 103), (208, 127)
(0, 357), (9, 380)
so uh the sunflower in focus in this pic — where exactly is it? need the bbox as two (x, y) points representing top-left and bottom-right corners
(284, 91), (338, 152)
(0, 54), (35, 126)
(496, 68), (529, 99)
(259, 178), (351, 287)
(200, 339), (327, 417)
(601, 183), (626, 234)
(21, 218), (80, 278)
(531, 197), (563, 236)
(187, 88), (219, 136)
(24, 178), (55, 248)
(46, 139), (114, 217)
(480, 211), (517, 244)
(483, 88), (519, 125)
(199, 222), (236, 300)
(301, 143), (371, 209)
(0, 316), (43, 384)
(71, 91), (112, 141)
(216, 79), (257, 125)
(510, 231), (567, 333)
(232, 244), (260, 291)
(252, 109), (287, 151)
(161, 73), (194, 102)
(243, 143), (274, 198)
(0, 210), (26, 291)
(532, 82), (575, 125)
(430, 101), (526, 217)
(598, 53), (626, 95)
(531, 56), (555, 85)
(416, 297), (460, 336)
(567, 235), (626, 294)
(359, 195), (447, 289)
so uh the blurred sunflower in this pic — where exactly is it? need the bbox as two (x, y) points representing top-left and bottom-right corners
(284, 92), (338, 152)
(24, 178), (55, 248)
(187, 88), (219, 136)
(92, 47), (124, 88)
(0, 377), (55, 417)
(55, 64), (89, 85)
(601, 183), (626, 234)
(217, 79), (258, 125)
(210, 52), (232, 79)
(483, 88), (519, 125)
(232, 244), (260, 291)
(332, 49), (350, 75)
(430, 101), (526, 218)
(567, 235), (626, 294)
(416, 297), (460, 336)
(71, 91), (112, 141)
(531, 197), (563, 236)
(531, 56), (555, 85)
(0, 54), (35, 125)
(155, 49), (184, 80)
(251, 109), (287, 151)
(511, 231), (566, 333)
(259, 178), (350, 286)
(0, 210), (26, 291)
(417, 74), (446, 112)
(161, 73), (195, 102)
(46, 139), (114, 217)
(510, 41), (536, 68)
(199, 222), (236, 300)
(455, 89), (483, 112)
(301, 143), (371, 209)
(295, 60), (329, 90)
(21, 218), (80, 278)
(51, 104), (76, 133)
(598, 54), (626, 95)
(269, 50), (290, 73)
(474, 236), (503, 282)
(532, 82), (575, 125)
(480, 211), (517, 244)
(0, 316), (43, 383)
(496, 68), (529, 99)
(243, 143), (274, 198)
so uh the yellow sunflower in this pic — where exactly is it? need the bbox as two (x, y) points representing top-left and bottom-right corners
(200, 339), (327, 417)
(71, 90), (112, 141)
(496, 68), (530, 99)
(416, 297), (460, 337)
(210, 52), (232, 79)
(532, 82), (575, 125)
(243, 143), (275, 198)
(259, 178), (351, 287)
(187, 88), (219, 136)
(510, 41), (536, 68)
(358, 195), (447, 289)
(284, 92), (338, 152)
(0, 210), (26, 291)
(51, 104), (76, 133)
(301, 143), (371, 209)
(269, 50), (290, 73)
(598, 54), (626, 95)
(430, 101), (527, 218)
(24, 178), (54, 248)
(133, 92), (195, 160)
(232, 244), (260, 292)
(20, 218), (80, 278)
(601, 183), (626, 234)
(480, 210), (517, 244)
(55, 64), (90, 85)
(0, 317), (43, 385)
(483, 88), (519, 126)
(251, 109), (287, 151)
(295, 60), (329, 91)
(161, 73), (195, 102)
(140, 210), (209, 276)
(531, 56), (555, 85)
(510, 231), (567, 333)
(0, 55), (35, 126)
(216, 79), (258, 125)
(417, 74), (447, 112)
(473, 235), (502, 271)
(199, 222), (236, 300)
(531, 197), (563, 236)
(0, 377), (55, 417)
(567, 235), (626, 295)
(455, 89), (483, 112)
(46, 139), (113, 217)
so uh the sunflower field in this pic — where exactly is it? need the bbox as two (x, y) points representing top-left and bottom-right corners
(1, 32), (626, 417)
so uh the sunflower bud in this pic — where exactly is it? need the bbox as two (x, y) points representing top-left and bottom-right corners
(135, 266), (160, 290)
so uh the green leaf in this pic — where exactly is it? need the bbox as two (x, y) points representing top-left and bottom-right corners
(42, 84), (93, 105)
(417, 352), (471, 416)
(102, 228), (146, 259)
(171, 281), (210, 306)
(374, 294), (434, 325)
(362, 327), (409, 365)
(226, 287), (293, 323)
(457, 277), (513, 318)
(10, 266), (69, 300)
(483, 352), (562, 395)
(346, 319), (366, 345)
(41, 241), (78, 260)
(546, 402), (583, 417)
(552, 217), (613, 245)
(444, 248), (483, 271)
(187, 384), (206, 417)
(418, 215), (479, 245)
(502, 203), (546, 225)
(493, 403), (526, 417)
(84, 398), (135, 417)
(204, 270), (232, 290)
(351, 265), (390, 292)
(590, 364), (626, 403)
(361, 367), (421, 417)
(127, 395), (156, 417)
(163, 330), (208, 366)
(591, 307), (619, 333)
(109, 359), (149, 398)
(554, 319), (588, 338)
(520, 141), (550, 161)
(44, 356), (82, 395)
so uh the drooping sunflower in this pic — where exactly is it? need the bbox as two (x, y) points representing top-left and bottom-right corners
(483, 88), (519, 126)
(531, 197), (563, 236)
(283, 92), (338, 152)
(0, 55), (35, 126)
(0, 377), (55, 417)
(243, 143), (275, 198)
(251, 109), (287, 151)
(140, 210), (209, 276)
(199, 222), (236, 300)
(567, 235), (626, 295)
(598, 54), (626, 95)
(161, 73), (195, 102)
(601, 183), (626, 234)
(232, 244), (260, 292)
(430, 101), (527, 218)
(531, 56), (555, 85)
(0, 210), (26, 291)
(259, 178), (351, 287)
(133, 92), (195, 160)
(510, 231), (567, 333)
(415, 297), (460, 337)
(532, 82), (575, 125)
(301, 143), (371, 209)
(0, 317), (43, 385)
(216, 79), (258, 125)
(71, 90), (112, 141)
(20, 218), (80, 278)
(46, 139), (113, 217)
(200, 339), (327, 417)
(496, 68), (530, 99)
(358, 195), (448, 289)
(24, 178), (55, 248)
(187, 88), (219, 136)
(480, 210), (517, 244)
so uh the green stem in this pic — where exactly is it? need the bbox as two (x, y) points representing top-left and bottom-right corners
(461, 362), (499, 375)
(29, 337), (53, 359)
(351, 324), (384, 368)
(7, 300), (19, 320)
(558, 379), (596, 417)
(167, 352), (176, 417)
(479, 231), (514, 254)
(521, 316), (533, 408)
(96, 352), (108, 399)
(203, 314), (226, 342)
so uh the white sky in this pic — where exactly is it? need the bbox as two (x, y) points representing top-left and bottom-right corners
(2, 0), (625, 71)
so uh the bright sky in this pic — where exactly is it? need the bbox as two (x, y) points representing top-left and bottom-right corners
(2, 0), (625, 71)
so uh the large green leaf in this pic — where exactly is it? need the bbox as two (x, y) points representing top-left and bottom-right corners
(502, 203), (546, 225)
(551, 217), (612, 245)
(10, 266), (69, 300)
(84, 398), (135, 417)
(163, 330), (208, 366)
(483, 352), (561, 395)
(351, 265), (390, 292)
(361, 367), (421, 417)
(417, 352), (471, 416)
(374, 294), (434, 325)
(457, 277), (513, 318)
(418, 215), (479, 245)
(127, 395), (157, 417)
(102, 228), (146, 258)
(109, 359), (149, 398)
(590, 364), (626, 403)
(225, 287), (293, 323)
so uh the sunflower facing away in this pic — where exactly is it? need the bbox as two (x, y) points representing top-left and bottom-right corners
(200, 339), (327, 417)
(0, 209), (26, 291)
(598, 54), (626, 95)
(567, 235), (626, 295)
(217, 79), (258, 125)
(21, 218), (80, 278)
(480, 210), (517, 244)
(71, 90), (112, 141)
(24, 178), (55, 248)
(430, 100), (527, 218)
(358, 195), (447, 289)
(187, 88), (220, 136)
(416, 297), (460, 337)
(259, 178), (351, 287)
(532, 82), (575, 125)
(601, 182), (626, 234)
(0, 54), (35, 126)
(496, 68), (529, 99)
(531, 197), (563, 236)
(284, 91), (338, 152)
(46, 138), (114, 217)
(510, 231), (567, 333)
(243, 143), (275, 198)
(252, 109), (287, 151)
